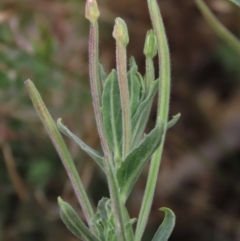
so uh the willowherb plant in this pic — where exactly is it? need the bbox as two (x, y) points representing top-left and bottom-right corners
(25, 0), (180, 240)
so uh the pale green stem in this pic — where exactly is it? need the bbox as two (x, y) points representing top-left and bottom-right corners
(89, 22), (111, 157)
(196, 0), (240, 55)
(116, 42), (131, 158)
(104, 158), (129, 241)
(25, 80), (96, 234)
(145, 57), (155, 95)
(89, 13), (130, 241)
(135, 0), (171, 239)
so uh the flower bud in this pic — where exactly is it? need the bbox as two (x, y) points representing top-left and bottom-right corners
(143, 30), (157, 58)
(85, 0), (100, 23)
(113, 17), (129, 46)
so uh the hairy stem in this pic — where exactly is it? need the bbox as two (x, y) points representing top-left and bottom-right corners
(89, 22), (111, 158)
(145, 57), (155, 95)
(116, 41), (131, 158)
(104, 159), (128, 241)
(135, 0), (171, 239)
(113, 18), (131, 158)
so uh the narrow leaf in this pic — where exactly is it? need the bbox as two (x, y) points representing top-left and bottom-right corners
(57, 118), (105, 172)
(131, 80), (158, 147)
(152, 207), (175, 241)
(99, 63), (107, 85)
(117, 124), (163, 202)
(128, 57), (141, 116)
(167, 113), (181, 129)
(25, 80), (94, 230)
(137, 72), (146, 101)
(101, 70), (122, 163)
(58, 197), (101, 241)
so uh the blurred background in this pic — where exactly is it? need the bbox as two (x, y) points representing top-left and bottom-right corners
(0, 0), (240, 240)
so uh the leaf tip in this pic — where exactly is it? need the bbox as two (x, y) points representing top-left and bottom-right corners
(57, 196), (63, 205)
(57, 118), (63, 126)
(159, 207), (176, 218)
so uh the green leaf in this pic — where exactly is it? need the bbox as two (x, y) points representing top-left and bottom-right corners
(128, 57), (141, 116)
(228, 0), (240, 6)
(167, 113), (181, 129)
(99, 63), (107, 85)
(131, 80), (158, 147)
(137, 72), (146, 101)
(57, 118), (105, 172)
(97, 197), (111, 220)
(25, 80), (94, 228)
(91, 198), (117, 241)
(117, 124), (163, 202)
(121, 204), (136, 240)
(90, 213), (104, 241)
(101, 69), (122, 163)
(58, 197), (101, 241)
(151, 208), (175, 241)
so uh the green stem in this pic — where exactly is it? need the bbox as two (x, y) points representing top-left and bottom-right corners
(145, 57), (155, 95)
(104, 159), (129, 241)
(25, 80), (96, 234)
(196, 0), (240, 55)
(116, 41), (131, 158)
(89, 22), (111, 157)
(135, 0), (171, 239)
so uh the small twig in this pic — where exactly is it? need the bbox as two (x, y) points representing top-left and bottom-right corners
(2, 142), (28, 201)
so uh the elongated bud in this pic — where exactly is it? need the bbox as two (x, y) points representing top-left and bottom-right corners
(85, 0), (100, 23)
(113, 17), (129, 46)
(144, 30), (157, 58)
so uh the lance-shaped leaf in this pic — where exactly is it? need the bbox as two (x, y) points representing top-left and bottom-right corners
(151, 207), (175, 241)
(99, 63), (107, 85)
(117, 124), (163, 202)
(25, 80), (94, 229)
(58, 197), (101, 241)
(101, 69), (122, 162)
(131, 80), (158, 147)
(167, 113), (181, 130)
(128, 57), (141, 116)
(57, 118), (104, 172)
(137, 72), (146, 102)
